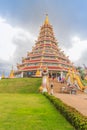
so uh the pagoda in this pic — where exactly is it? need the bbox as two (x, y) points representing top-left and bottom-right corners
(15, 15), (73, 77)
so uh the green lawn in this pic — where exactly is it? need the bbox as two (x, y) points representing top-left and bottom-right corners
(0, 78), (75, 130)
(0, 78), (41, 93)
(0, 94), (74, 130)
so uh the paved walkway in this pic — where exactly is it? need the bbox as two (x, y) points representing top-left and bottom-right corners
(49, 79), (87, 116)
(54, 93), (87, 116)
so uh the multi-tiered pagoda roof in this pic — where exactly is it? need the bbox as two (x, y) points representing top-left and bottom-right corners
(15, 15), (73, 77)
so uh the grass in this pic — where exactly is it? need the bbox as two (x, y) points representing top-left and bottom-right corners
(0, 78), (75, 129)
(0, 93), (74, 130)
(0, 78), (41, 93)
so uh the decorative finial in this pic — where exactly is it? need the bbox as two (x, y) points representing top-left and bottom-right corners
(44, 14), (49, 25)
(1, 71), (5, 79)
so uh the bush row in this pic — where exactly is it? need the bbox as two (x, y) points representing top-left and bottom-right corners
(44, 93), (87, 130)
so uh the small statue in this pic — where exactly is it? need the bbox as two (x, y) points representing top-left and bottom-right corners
(42, 67), (49, 92)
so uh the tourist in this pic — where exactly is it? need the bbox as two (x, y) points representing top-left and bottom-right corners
(59, 76), (61, 82)
(50, 82), (54, 95)
(57, 76), (60, 82)
(61, 76), (65, 83)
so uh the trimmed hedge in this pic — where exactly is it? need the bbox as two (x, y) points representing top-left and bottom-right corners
(44, 93), (87, 130)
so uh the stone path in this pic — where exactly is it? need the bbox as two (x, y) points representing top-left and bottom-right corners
(54, 93), (87, 116)
(52, 79), (87, 116)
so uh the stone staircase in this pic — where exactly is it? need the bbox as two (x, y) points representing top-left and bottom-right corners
(53, 81), (67, 93)
(49, 79), (83, 94)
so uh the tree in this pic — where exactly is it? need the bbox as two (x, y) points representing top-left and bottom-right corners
(76, 66), (85, 80)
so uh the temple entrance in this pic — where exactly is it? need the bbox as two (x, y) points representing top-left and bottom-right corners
(23, 71), (36, 77)
(49, 71), (61, 79)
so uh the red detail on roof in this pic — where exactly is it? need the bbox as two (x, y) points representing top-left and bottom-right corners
(48, 66), (62, 69)
(21, 66), (40, 71)
(18, 64), (70, 72)
(25, 59), (41, 63)
(43, 59), (58, 62)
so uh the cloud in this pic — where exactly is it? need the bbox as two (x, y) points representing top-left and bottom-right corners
(0, 17), (16, 61)
(0, 59), (11, 77)
(0, 16), (36, 75)
(62, 36), (87, 66)
(76, 50), (87, 67)
(12, 29), (36, 64)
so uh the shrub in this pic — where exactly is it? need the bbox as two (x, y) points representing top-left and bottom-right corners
(44, 93), (87, 130)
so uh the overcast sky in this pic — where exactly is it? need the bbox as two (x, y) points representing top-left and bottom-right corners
(0, 0), (87, 76)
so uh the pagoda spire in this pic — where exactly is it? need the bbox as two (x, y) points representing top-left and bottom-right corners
(1, 71), (5, 79)
(44, 14), (49, 25)
(9, 66), (14, 78)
